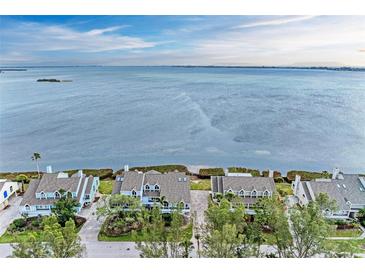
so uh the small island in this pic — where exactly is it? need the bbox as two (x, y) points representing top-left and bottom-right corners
(37, 78), (72, 82)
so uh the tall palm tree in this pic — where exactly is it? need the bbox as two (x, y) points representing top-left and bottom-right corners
(31, 152), (41, 179)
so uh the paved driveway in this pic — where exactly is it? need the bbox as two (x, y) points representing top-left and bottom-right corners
(190, 190), (210, 257)
(191, 190), (209, 226)
(0, 244), (12, 258)
(0, 196), (22, 236)
(78, 197), (140, 258)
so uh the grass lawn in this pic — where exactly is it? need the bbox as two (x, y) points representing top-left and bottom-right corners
(276, 183), (293, 197)
(329, 227), (363, 238)
(0, 230), (43, 244)
(326, 239), (365, 254)
(99, 180), (114, 195)
(190, 179), (211, 191)
(98, 224), (193, 242)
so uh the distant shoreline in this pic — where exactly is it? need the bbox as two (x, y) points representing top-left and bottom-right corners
(0, 65), (364, 72)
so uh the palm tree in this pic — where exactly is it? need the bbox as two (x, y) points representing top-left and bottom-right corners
(31, 152), (41, 179)
(159, 196), (167, 208)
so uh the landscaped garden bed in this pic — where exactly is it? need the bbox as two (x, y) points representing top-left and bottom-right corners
(0, 215), (86, 243)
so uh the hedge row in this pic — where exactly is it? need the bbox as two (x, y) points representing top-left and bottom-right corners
(227, 167), (260, 177)
(128, 165), (188, 174)
(199, 168), (225, 176)
(64, 169), (114, 180)
(0, 171), (41, 181)
(262, 170), (282, 178)
(286, 170), (331, 181)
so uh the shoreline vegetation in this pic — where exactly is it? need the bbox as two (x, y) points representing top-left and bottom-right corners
(37, 78), (72, 82)
(1, 164), (357, 187)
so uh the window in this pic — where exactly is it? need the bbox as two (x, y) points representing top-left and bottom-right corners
(183, 177), (187, 182)
(25, 205), (30, 211)
(251, 190), (257, 198)
(131, 190), (137, 197)
(154, 184), (160, 191)
(145, 184), (150, 191)
(163, 201), (169, 208)
(263, 190), (269, 197)
(54, 191), (61, 199)
(84, 194), (90, 199)
(178, 177), (182, 182)
(40, 192), (46, 199)
(185, 203), (189, 209)
(10, 186), (13, 192)
(239, 189), (244, 196)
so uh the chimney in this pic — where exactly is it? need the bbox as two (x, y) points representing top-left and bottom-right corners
(46, 165), (53, 173)
(124, 165), (129, 172)
(268, 169), (274, 178)
(332, 168), (340, 180)
(77, 170), (83, 177)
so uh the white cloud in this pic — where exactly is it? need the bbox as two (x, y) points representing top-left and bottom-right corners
(1, 22), (156, 54)
(233, 16), (316, 29)
(85, 25), (129, 36)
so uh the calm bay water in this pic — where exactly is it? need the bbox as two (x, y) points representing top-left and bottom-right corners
(0, 66), (364, 173)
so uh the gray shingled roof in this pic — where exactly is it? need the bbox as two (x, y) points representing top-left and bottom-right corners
(20, 174), (88, 206)
(112, 181), (122, 194)
(35, 173), (79, 193)
(121, 171), (144, 192)
(221, 176), (275, 192)
(144, 172), (191, 203)
(307, 174), (365, 210)
(84, 176), (94, 195)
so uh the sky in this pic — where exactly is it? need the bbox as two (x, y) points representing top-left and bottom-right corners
(0, 15), (364, 66)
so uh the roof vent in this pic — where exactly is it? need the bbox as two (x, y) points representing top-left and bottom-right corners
(342, 184), (346, 189)
(178, 177), (182, 182)
(337, 184), (341, 188)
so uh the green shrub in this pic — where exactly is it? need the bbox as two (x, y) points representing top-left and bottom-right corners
(228, 167), (260, 177)
(286, 170), (331, 181)
(128, 165), (188, 174)
(13, 218), (26, 228)
(199, 168), (225, 176)
(262, 170), (282, 178)
(64, 168), (113, 180)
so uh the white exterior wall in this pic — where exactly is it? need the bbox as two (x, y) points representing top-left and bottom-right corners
(0, 181), (19, 210)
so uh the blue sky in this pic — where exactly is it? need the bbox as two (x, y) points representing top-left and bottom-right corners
(1, 16), (364, 66)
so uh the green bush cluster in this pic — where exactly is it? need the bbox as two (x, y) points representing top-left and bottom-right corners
(64, 168), (113, 180)
(227, 167), (260, 177)
(199, 168), (225, 176)
(128, 165), (188, 174)
(262, 170), (282, 178)
(286, 170), (331, 181)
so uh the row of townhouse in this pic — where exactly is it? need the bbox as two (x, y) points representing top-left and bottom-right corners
(112, 167), (276, 215)
(1, 164), (364, 220)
